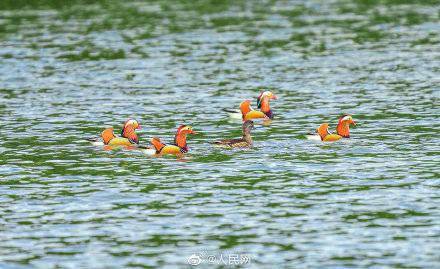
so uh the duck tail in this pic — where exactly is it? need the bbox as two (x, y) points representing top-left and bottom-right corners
(138, 145), (150, 149)
(222, 108), (239, 113)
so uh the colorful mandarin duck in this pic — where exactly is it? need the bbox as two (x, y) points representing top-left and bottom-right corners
(306, 115), (356, 142)
(213, 120), (255, 148)
(224, 91), (277, 120)
(142, 125), (196, 156)
(88, 119), (141, 147)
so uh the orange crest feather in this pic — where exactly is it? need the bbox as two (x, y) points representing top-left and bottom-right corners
(239, 100), (252, 119)
(151, 137), (165, 152)
(101, 128), (116, 145)
(317, 123), (330, 141)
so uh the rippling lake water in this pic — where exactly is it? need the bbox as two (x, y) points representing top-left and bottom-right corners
(1, 0), (439, 268)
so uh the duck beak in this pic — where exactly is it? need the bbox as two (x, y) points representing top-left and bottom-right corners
(351, 120), (356, 126)
(271, 95), (278, 100)
(137, 125), (142, 130)
(189, 130), (197, 134)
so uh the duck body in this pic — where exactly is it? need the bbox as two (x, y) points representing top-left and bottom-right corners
(305, 132), (342, 141)
(153, 143), (187, 155)
(107, 136), (134, 146)
(223, 109), (272, 121)
(243, 108), (268, 121)
(240, 100), (270, 122)
(214, 138), (252, 148)
(322, 132), (343, 142)
(213, 120), (254, 148)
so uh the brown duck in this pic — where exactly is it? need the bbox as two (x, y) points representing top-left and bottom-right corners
(213, 120), (254, 148)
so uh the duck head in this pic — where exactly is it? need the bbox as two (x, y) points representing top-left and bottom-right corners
(257, 91), (277, 113)
(121, 119), (141, 144)
(122, 119), (141, 130)
(242, 120), (255, 135)
(336, 115), (356, 138)
(174, 125), (196, 151)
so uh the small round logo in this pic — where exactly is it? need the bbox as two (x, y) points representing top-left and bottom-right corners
(206, 255), (217, 264)
(187, 254), (202, 266)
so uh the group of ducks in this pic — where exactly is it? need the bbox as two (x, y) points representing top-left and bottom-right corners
(88, 91), (356, 157)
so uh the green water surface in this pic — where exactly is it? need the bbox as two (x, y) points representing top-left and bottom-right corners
(0, 0), (439, 268)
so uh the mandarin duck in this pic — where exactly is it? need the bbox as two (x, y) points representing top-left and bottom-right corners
(223, 91), (277, 120)
(141, 125), (196, 156)
(306, 115), (356, 142)
(88, 119), (141, 147)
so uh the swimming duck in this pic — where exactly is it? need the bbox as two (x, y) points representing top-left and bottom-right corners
(143, 125), (196, 156)
(223, 91), (278, 120)
(88, 119), (141, 147)
(306, 115), (356, 142)
(213, 120), (255, 148)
